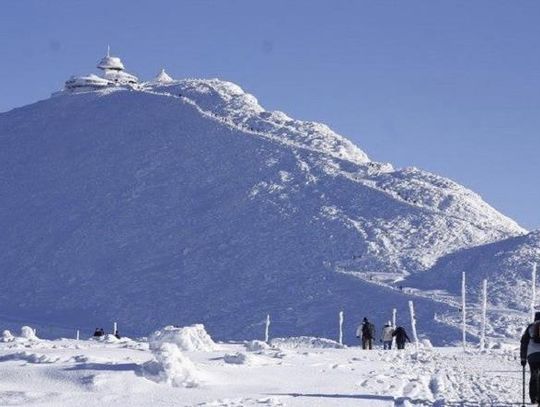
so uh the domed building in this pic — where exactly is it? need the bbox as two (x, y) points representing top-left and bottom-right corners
(97, 47), (139, 86)
(64, 47), (139, 91)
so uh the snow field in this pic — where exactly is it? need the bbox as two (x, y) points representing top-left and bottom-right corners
(0, 324), (526, 406)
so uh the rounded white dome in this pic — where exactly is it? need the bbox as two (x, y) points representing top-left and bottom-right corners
(97, 55), (124, 71)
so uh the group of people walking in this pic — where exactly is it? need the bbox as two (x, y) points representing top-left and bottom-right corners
(355, 317), (411, 350)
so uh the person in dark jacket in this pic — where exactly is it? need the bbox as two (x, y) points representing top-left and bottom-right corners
(356, 317), (375, 350)
(93, 328), (103, 337)
(392, 326), (411, 349)
(520, 312), (540, 403)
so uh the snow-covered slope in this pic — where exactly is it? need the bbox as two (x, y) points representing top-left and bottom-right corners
(0, 79), (525, 342)
(404, 230), (540, 339)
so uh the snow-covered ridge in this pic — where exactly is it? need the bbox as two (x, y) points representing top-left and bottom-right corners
(133, 79), (521, 239)
(146, 79), (371, 165)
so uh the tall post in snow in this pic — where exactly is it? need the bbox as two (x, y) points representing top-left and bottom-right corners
(113, 322), (118, 335)
(392, 308), (397, 330)
(408, 300), (419, 352)
(338, 311), (344, 346)
(532, 263), (537, 322)
(76, 330), (80, 341)
(480, 279), (487, 351)
(264, 314), (271, 343)
(462, 271), (466, 350)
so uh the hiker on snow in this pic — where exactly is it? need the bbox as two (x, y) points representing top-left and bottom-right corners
(356, 317), (375, 350)
(381, 321), (394, 350)
(392, 326), (410, 350)
(520, 312), (540, 403)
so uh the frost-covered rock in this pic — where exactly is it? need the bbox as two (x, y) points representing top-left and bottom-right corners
(142, 343), (200, 387)
(420, 339), (433, 349)
(270, 336), (344, 349)
(101, 334), (120, 343)
(223, 352), (251, 365)
(1, 330), (14, 342)
(20, 326), (38, 340)
(244, 340), (271, 352)
(149, 325), (216, 352)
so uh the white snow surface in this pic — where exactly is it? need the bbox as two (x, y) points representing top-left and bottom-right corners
(149, 325), (217, 352)
(0, 335), (528, 406)
(0, 77), (528, 343)
(270, 336), (344, 349)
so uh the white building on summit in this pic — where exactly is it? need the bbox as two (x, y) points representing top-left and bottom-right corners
(64, 47), (139, 91)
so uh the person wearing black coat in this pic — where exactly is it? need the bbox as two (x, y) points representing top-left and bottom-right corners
(356, 317), (375, 350)
(392, 326), (410, 350)
(520, 312), (540, 403)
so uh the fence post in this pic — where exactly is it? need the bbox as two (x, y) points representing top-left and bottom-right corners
(338, 311), (344, 345)
(408, 300), (419, 352)
(532, 263), (537, 321)
(264, 314), (270, 343)
(480, 279), (487, 351)
(462, 271), (466, 351)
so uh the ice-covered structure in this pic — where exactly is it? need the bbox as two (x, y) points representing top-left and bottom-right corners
(64, 47), (139, 91)
(153, 68), (174, 83)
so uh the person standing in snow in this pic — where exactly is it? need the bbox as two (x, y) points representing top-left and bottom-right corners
(520, 312), (540, 403)
(356, 317), (375, 350)
(381, 321), (394, 350)
(392, 326), (410, 350)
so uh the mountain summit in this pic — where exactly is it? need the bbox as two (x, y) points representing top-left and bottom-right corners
(0, 55), (526, 342)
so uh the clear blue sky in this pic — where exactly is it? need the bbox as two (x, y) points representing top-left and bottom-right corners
(1, 1), (539, 229)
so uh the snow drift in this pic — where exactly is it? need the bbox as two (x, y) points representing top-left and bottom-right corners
(149, 325), (216, 352)
(270, 336), (344, 349)
(142, 342), (200, 387)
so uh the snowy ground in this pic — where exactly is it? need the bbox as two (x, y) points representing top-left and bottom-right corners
(0, 326), (526, 406)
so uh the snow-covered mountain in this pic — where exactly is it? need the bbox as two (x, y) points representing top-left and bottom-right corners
(0, 72), (527, 344)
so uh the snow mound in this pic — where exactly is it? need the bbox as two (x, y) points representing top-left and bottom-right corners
(270, 336), (344, 349)
(244, 340), (270, 352)
(223, 352), (251, 365)
(149, 324), (216, 352)
(1, 330), (14, 342)
(20, 326), (38, 340)
(0, 351), (60, 364)
(142, 343), (200, 387)
(101, 334), (120, 343)
(420, 339), (433, 349)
